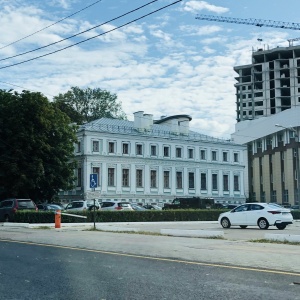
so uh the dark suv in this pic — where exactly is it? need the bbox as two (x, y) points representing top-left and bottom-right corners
(0, 198), (37, 222)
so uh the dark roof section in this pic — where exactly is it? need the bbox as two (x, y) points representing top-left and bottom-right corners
(154, 114), (192, 124)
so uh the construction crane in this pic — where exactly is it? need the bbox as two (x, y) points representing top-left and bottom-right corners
(196, 15), (300, 47)
(195, 14), (300, 30)
(287, 37), (300, 46)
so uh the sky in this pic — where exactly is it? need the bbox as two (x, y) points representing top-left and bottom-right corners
(0, 0), (300, 139)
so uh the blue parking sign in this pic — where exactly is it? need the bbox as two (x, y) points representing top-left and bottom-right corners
(90, 174), (98, 188)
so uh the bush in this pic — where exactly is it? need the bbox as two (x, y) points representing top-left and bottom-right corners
(13, 208), (300, 223)
(14, 209), (226, 223)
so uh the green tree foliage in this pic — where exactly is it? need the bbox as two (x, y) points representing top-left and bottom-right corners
(53, 86), (127, 124)
(0, 89), (78, 202)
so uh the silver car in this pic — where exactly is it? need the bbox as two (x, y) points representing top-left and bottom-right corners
(101, 201), (133, 211)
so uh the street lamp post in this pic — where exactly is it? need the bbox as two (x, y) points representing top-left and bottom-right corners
(275, 124), (300, 206)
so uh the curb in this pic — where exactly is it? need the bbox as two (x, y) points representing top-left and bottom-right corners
(265, 233), (300, 242)
(160, 229), (224, 238)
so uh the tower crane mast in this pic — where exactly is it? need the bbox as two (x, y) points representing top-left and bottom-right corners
(195, 14), (300, 31)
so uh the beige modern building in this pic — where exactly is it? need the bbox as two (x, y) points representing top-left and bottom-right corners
(232, 45), (300, 206)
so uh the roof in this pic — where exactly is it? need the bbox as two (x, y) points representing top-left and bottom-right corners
(79, 118), (239, 145)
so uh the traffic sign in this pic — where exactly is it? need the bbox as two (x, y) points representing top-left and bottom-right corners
(90, 174), (98, 188)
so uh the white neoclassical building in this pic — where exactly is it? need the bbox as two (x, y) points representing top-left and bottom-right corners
(59, 112), (246, 206)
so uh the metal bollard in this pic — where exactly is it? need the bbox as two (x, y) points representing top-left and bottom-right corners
(55, 210), (61, 228)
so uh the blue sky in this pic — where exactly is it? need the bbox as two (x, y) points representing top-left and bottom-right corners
(0, 0), (300, 139)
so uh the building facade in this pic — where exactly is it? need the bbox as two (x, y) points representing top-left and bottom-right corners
(59, 112), (246, 206)
(232, 45), (300, 206)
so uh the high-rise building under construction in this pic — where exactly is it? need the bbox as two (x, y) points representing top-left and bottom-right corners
(232, 45), (300, 206)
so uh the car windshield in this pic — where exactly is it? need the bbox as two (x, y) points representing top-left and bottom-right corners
(48, 205), (62, 209)
(18, 200), (35, 208)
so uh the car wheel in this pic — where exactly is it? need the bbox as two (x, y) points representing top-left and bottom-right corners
(221, 217), (231, 228)
(276, 224), (286, 230)
(258, 218), (269, 229)
(240, 225), (247, 229)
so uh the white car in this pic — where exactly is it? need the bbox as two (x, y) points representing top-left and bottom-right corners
(218, 203), (293, 230)
(101, 201), (133, 211)
(65, 200), (101, 212)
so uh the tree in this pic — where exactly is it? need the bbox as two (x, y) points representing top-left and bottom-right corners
(53, 86), (127, 124)
(0, 89), (78, 202)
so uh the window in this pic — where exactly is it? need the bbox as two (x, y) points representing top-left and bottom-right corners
(122, 169), (129, 187)
(212, 150), (217, 161)
(108, 168), (115, 186)
(92, 141), (99, 152)
(257, 141), (262, 148)
(77, 142), (81, 153)
(176, 172), (183, 189)
(223, 152), (228, 162)
(176, 147), (182, 158)
(234, 175), (240, 191)
(283, 189), (289, 202)
(234, 153), (239, 163)
(151, 145), (157, 156)
(108, 142), (115, 153)
(212, 174), (218, 190)
(271, 190), (277, 203)
(122, 143), (129, 154)
(200, 150), (206, 160)
(136, 144), (143, 155)
(92, 167), (100, 186)
(223, 174), (229, 191)
(188, 172), (195, 189)
(77, 168), (82, 187)
(164, 171), (170, 188)
(201, 173), (207, 190)
(163, 146), (170, 157)
(150, 170), (157, 188)
(136, 169), (143, 187)
(188, 149), (194, 159)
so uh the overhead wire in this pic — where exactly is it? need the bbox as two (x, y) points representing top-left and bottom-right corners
(0, 0), (159, 62)
(0, 0), (103, 50)
(0, 0), (182, 70)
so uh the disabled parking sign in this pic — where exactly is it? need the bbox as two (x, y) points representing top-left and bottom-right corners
(90, 174), (98, 188)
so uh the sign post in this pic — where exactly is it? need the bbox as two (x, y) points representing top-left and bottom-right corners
(90, 174), (98, 229)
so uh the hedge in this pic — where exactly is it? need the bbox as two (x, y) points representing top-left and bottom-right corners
(13, 209), (300, 223)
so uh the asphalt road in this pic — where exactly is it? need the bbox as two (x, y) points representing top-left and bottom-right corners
(1, 240), (300, 300)
(0, 221), (300, 274)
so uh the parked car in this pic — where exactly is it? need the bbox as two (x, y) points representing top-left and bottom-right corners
(101, 201), (133, 211)
(37, 203), (64, 211)
(131, 204), (147, 211)
(218, 203), (293, 230)
(291, 205), (300, 210)
(0, 198), (38, 222)
(143, 204), (162, 210)
(65, 200), (101, 212)
(222, 204), (239, 210)
(163, 197), (214, 210)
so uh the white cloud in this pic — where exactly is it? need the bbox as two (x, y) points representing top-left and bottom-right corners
(182, 1), (229, 14)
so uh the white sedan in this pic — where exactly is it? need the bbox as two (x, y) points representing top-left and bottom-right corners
(218, 203), (293, 230)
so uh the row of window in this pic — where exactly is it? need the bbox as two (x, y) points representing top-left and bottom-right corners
(77, 168), (240, 191)
(77, 141), (240, 163)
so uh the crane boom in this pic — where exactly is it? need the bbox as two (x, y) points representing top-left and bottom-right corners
(195, 14), (300, 31)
